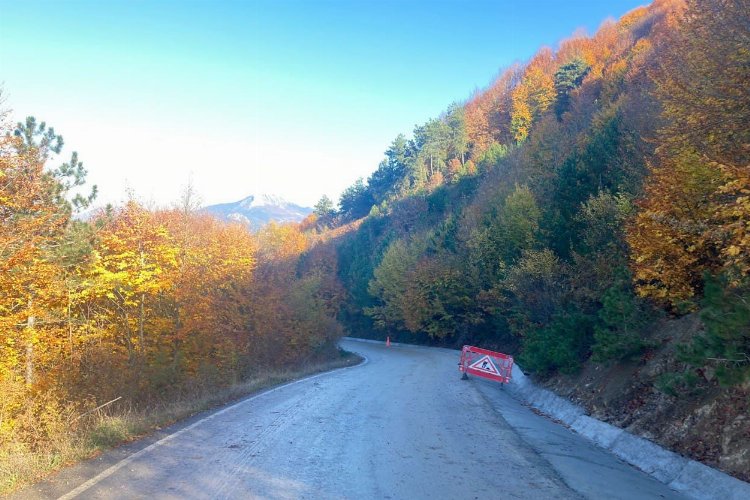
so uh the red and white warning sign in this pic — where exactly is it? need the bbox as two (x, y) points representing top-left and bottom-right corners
(468, 355), (501, 376)
(459, 345), (513, 384)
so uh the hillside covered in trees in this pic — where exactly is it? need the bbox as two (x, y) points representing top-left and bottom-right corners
(304, 0), (748, 479)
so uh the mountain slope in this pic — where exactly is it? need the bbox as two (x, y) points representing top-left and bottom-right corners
(307, 0), (749, 482)
(203, 194), (312, 228)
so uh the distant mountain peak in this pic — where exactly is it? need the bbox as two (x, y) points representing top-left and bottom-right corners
(237, 193), (289, 209)
(203, 193), (312, 229)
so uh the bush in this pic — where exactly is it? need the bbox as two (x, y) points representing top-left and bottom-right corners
(655, 371), (702, 397)
(678, 274), (750, 386)
(519, 311), (594, 375)
(88, 416), (132, 449)
(592, 278), (652, 362)
(476, 142), (508, 170)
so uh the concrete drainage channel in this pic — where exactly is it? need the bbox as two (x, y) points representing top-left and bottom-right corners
(345, 337), (750, 500)
(507, 366), (750, 500)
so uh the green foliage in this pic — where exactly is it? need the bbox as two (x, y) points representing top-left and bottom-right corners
(519, 311), (594, 375)
(575, 192), (633, 257)
(428, 215), (460, 254)
(312, 195), (337, 229)
(313, 195), (335, 219)
(655, 371), (702, 397)
(51, 152), (98, 212)
(592, 275), (651, 362)
(328, 1), (745, 386)
(335, 216), (391, 335)
(13, 116), (63, 158)
(287, 272), (343, 350)
(467, 185), (541, 289)
(475, 142), (508, 170)
(338, 178), (374, 222)
(402, 256), (474, 339)
(445, 103), (469, 164)
(413, 118), (450, 182)
(12, 116), (97, 213)
(568, 193), (636, 312)
(54, 220), (97, 269)
(678, 274), (750, 386)
(554, 58), (590, 118)
(496, 185), (541, 261)
(368, 204), (382, 217)
(368, 134), (410, 203)
(88, 417), (133, 450)
(503, 249), (567, 328)
(545, 110), (644, 258)
(365, 237), (424, 330)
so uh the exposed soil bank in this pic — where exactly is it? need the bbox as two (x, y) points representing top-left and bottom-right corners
(538, 314), (749, 482)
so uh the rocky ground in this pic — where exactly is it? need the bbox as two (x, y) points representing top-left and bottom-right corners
(541, 314), (750, 482)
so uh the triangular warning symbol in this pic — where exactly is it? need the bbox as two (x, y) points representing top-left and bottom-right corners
(468, 355), (500, 375)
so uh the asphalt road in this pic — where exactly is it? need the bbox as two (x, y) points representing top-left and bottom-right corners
(18, 339), (686, 499)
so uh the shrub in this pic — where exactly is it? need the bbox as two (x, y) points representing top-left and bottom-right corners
(679, 274), (750, 386)
(592, 277), (652, 362)
(519, 311), (594, 375)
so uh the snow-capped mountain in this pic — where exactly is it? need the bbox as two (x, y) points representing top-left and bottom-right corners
(203, 194), (312, 229)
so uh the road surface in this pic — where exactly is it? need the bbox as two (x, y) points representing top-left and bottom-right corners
(19, 339), (685, 499)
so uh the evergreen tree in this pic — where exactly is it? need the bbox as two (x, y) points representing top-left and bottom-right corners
(553, 58), (590, 118)
(368, 134), (409, 203)
(338, 178), (374, 222)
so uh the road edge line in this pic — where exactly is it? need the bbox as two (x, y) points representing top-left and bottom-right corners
(57, 352), (368, 500)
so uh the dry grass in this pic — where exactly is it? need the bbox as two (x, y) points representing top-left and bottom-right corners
(0, 350), (361, 496)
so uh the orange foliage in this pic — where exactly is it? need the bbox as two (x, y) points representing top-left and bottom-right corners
(1, 122), (71, 441)
(464, 66), (520, 153)
(628, 0), (750, 305)
(256, 221), (308, 263)
(557, 33), (596, 67)
(463, 0), (681, 152)
(0, 129), (69, 393)
(1, 120), (338, 446)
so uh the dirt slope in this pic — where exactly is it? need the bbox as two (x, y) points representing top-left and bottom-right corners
(540, 314), (750, 481)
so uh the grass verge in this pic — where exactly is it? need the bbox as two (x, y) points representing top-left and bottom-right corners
(1, 348), (361, 496)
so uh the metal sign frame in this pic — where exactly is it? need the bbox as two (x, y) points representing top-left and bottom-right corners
(459, 345), (513, 384)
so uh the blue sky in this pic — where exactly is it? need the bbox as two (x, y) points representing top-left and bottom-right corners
(0, 0), (646, 207)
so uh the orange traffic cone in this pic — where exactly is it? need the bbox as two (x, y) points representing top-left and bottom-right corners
(386, 336), (391, 347)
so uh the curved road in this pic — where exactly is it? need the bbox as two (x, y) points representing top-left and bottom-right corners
(21, 339), (684, 499)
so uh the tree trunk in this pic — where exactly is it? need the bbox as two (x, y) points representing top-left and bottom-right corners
(25, 296), (35, 385)
(68, 287), (74, 357)
(172, 306), (182, 371)
(139, 293), (145, 357)
(138, 247), (146, 359)
(124, 311), (134, 363)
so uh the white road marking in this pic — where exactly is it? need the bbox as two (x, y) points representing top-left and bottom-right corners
(58, 356), (368, 500)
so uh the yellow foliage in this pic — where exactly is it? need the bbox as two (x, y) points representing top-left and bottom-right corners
(510, 55), (556, 143)
(627, 0), (750, 305)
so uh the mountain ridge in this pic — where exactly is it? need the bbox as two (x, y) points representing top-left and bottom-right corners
(203, 193), (312, 228)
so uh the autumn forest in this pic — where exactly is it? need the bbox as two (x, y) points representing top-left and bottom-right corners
(325, 0), (749, 382)
(2, 0), (749, 488)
